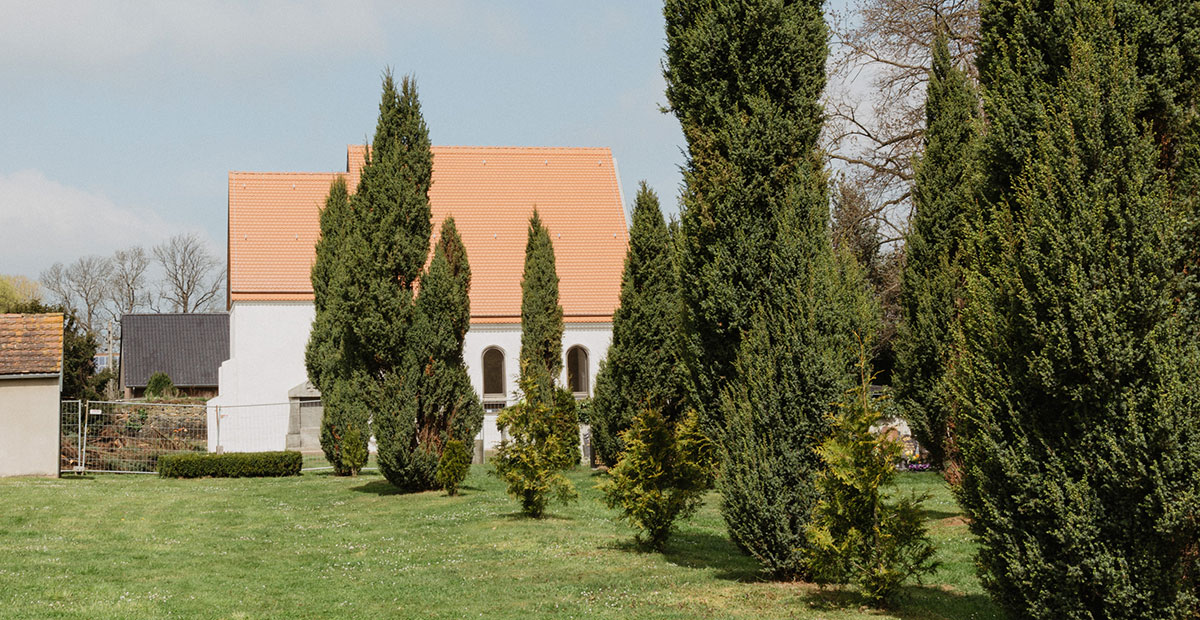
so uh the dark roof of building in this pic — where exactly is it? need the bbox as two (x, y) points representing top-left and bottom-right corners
(0, 313), (64, 376)
(120, 313), (229, 388)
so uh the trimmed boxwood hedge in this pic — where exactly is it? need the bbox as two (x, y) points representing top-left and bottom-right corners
(157, 451), (303, 478)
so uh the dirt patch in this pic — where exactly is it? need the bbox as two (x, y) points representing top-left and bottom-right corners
(935, 516), (969, 528)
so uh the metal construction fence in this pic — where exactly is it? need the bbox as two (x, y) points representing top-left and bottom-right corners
(60, 400), (207, 474)
(59, 399), (329, 474)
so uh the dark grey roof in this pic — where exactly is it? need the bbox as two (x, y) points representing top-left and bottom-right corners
(120, 313), (229, 388)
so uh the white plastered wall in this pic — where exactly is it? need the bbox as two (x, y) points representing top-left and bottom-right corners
(213, 301), (613, 454)
(0, 376), (61, 477)
(209, 301), (314, 452)
(464, 322), (612, 452)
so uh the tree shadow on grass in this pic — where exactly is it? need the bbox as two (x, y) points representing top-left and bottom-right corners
(348, 480), (423, 496)
(919, 508), (963, 522)
(800, 583), (1000, 620)
(498, 510), (575, 522)
(650, 530), (761, 582)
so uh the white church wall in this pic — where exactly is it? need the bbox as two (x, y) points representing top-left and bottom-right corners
(213, 303), (613, 455)
(210, 301), (314, 452)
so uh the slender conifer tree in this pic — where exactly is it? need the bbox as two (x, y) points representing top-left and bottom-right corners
(664, 0), (876, 579)
(518, 210), (564, 400)
(893, 32), (979, 471)
(592, 183), (681, 466)
(306, 177), (371, 475)
(347, 72), (440, 489)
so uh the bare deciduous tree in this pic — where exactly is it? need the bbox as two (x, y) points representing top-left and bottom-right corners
(39, 256), (113, 333)
(153, 233), (224, 313)
(106, 246), (152, 319)
(825, 0), (980, 234)
(39, 263), (72, 310)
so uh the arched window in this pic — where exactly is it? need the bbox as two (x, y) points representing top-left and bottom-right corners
(482, 347), (505, 398)
(566, 346), (589, 396)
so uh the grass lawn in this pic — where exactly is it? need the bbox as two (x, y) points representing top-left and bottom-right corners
(0, 466), (999, 619)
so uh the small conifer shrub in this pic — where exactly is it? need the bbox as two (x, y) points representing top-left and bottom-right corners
(145, 372), (176, 399)
(338, 425), (369, 477)
(807, 348), (937, 606)
(600, 408), (713, 549)
(436, 439), (472, 496)
(491, 371), (578, 517)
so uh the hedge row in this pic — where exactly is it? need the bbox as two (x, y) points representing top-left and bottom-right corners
(157, 451), (303, 478)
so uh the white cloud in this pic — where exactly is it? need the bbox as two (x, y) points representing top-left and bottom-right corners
(0, 1), (529, 82)
(0, 169), (209, 278)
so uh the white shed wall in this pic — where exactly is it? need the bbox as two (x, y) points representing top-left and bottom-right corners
(0, 376), (61, 477)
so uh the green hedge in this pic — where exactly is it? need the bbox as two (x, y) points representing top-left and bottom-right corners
(157, 451), (303, 478)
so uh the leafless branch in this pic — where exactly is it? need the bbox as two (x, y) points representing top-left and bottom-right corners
(153, 233), (224, 313)
(107, 246), (153, 321)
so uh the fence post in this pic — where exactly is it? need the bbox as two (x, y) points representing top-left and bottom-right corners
(73, 401), (83, 473)
(214, 405), (222, 454)
(79, 400), (90, 472)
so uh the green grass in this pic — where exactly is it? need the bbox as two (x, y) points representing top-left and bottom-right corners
(0, 467), (999, 619)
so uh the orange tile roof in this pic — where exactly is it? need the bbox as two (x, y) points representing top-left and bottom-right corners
(229, 146), (629, 322)
(0, 313), (64, 376)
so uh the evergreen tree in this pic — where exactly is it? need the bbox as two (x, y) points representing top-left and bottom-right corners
(955, 4), (1200, 616)
(518, 210), (564, 399)
(893, 32), (979, 471)
(665, 0), (877, 579)
(977, 0), (1199, 213)
(600, 407), (713, 549)
(399, 220), (485, 490)
(808, 347), (936, 606)
(344, 72), (438, 489)
(492, 370), (579, 517)
(591, 183), (682, 466)
(306, 178), (370, 475)
(436, 217), (472, 344)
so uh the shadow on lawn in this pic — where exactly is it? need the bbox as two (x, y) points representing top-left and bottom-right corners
(919, 507), (962, 522)
(801, 584), (1000, 620)
(349, 480), (422, 496)
(652, 530), (761, 582)
(348, 480), (488, 497)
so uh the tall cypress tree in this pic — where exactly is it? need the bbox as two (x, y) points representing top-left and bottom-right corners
(399, 218), (484, 490)
(306, 178), (370, 475)
(665, 0), (877, 579)
(955, 2), (1200, 615)
(349, 72), (438, 489)
(893, 32), (979, 471)
(518, 210), (564, 399)
(591, 182), (682, 466)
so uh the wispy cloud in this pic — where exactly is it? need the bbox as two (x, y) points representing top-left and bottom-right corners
(0, 170), (212, 278)
(0, 1), (530, 82)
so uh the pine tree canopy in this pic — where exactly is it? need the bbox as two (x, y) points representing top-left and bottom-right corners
(519, 209), (564, 397)
(408, 229), (484, 472)
(977, 0), (1199, 211)
(893, 32), (980, 470)
(591, 182), (682, 466)
(955, 2), (1200, 615)
(436, 217), (472, 345)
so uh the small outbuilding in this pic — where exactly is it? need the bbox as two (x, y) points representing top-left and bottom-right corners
(120, 313), (230, 398)
(0, 313), (64, 477)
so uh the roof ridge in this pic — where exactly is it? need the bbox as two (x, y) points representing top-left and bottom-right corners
(230, 171), (346, 176)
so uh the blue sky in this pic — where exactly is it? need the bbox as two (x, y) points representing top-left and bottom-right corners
(0, 1), (850, 280)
